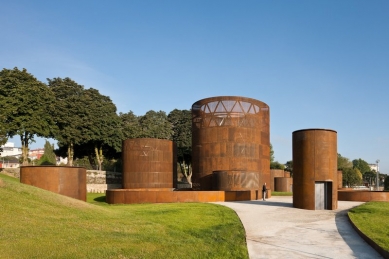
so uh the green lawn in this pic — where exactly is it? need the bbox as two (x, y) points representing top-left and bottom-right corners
(272, 191), (293, 196)
(0, 173), (248, 259)
(348, 202), (389, 251)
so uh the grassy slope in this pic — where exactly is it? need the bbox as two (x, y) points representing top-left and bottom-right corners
(0, 174), (248, 259)
(348, 202), (389, 251)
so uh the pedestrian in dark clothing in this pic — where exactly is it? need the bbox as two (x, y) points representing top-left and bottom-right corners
(262, 182), (267, 201)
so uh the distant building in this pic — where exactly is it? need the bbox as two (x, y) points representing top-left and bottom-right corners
(369, 163), (379, 172)
(29, 148), (44, 160)
(0, 156), (20, 168)
(0, 142), (22, 158)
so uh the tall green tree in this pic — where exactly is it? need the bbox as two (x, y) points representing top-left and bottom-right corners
(384, 175), (389, 191)
(48, 77), (87, 166)
(138, 110), (173, 139)
(168, 109), (192, 183)
(337, 154), (352, 170)
(352, 158), (371, 175)
(270, 143), (275, 163)
(81, 88), (123, 170)
(269, 143), (284, 169)
(119, 111), (141, 139)
(342, 167), (362, 187)
(0, 68), (56, 165)
(284, 160), (293, 176)
(38, 140), (57, 165)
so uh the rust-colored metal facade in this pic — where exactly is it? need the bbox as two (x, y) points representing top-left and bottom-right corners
(212, 170), (260, 191)
(20, 166), (86, 201)
(122, 138), (176, 189)
(292, 129), (338, 210)
(274, 178), (293, 192)
(337, 170), (343, 188)
(191, 96), (270, 190)
(270, 169), (285, 192)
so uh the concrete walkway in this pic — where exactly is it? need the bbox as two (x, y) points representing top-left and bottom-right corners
(216, 197), (382, 259)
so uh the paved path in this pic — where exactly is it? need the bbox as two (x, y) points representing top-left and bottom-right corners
(216, 197), (382, 259)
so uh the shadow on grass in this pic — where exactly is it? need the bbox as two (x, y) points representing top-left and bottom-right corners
(94, 195), (107, 203)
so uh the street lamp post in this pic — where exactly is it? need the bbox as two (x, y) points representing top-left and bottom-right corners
(376, 159), (380, 191)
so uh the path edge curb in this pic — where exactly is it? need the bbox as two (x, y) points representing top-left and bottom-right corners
(347, 213), (389, 259)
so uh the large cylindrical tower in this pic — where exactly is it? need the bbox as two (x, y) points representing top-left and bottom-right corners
(292, 129), (338, 210)
(191, 96), (270, 190)
(122, 138), (176, 189)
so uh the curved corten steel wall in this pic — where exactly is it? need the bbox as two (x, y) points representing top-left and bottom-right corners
(213, 170), (260, 191)
(20, 166), (86, 201)
(274, 177), (293, 192)
(192, 96), (270, 190)
(122, 138), (176, 189)
(292, 129), (338, 210)
(338, 190), (389, 202)
(270, 169), (285, 191)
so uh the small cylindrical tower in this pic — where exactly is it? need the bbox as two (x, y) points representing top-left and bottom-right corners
(122, 138), (176, 189)
(293, 129), (338, 210)
(191, 96), (270, 190)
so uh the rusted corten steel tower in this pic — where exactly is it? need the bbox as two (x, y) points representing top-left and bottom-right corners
(292, 129), (338, 210)
(191, 96), (270, 191)
(122, 138), (177, 189)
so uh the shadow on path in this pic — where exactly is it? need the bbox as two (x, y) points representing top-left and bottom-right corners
(335, 208), (383, 258)
(229, 199), (293, 208)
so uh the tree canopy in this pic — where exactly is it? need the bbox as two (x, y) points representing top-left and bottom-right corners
(138, 110), (173, 139)
(0, 68), (56, 165)
(352, 158), (371, 175)
(342, 167), (362, 187)
(48, 77), (87, 166)
(337, 153), (352, 170)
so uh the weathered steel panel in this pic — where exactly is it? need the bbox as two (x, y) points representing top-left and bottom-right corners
(20, 166), (86, 201)
(122, 138), (176, 189)
(192, 96), (270, 191)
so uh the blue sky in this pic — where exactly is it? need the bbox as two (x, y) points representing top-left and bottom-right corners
(1, 1), (388, 173)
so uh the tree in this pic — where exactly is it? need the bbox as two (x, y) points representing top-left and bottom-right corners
(0, 68), (56, 165)
(270, 161), (285, 170)
(81, 88), (123, 171)
(168, 109), (192, 184)
(352, 158), (371, 175)
(384, 175), (389, 191)
(38, 140), (57, 165)
(269, 143), (284, 170)
(284, 160), (293, 176)
(270, 143), (275, 163)
(337, 153), (352, 170)
(119, 111), (141, 139)
(342, 167), (362, 187)
(138, 110), (173, 139)
(48, 77), (87, 166)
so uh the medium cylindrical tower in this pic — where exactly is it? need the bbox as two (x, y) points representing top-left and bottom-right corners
(292, 129), (338, 210)
(191, 96), (270, 190)
(122, 138), (176, 189)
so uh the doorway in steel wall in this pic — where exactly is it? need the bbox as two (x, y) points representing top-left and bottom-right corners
(315, 181), (332, 210)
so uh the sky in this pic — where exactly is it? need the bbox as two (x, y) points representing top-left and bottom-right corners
(1, 1), (388, 173)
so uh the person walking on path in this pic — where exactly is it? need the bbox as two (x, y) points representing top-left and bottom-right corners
(262, 182), (267, 201)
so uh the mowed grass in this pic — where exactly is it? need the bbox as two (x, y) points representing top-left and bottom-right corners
(348, 201), (389, 251)
(0, 174), (248, 259)
(272, 191), (293, 196)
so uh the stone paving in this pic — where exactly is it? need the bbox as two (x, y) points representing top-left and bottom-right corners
(217, 196), (382, 259)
